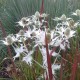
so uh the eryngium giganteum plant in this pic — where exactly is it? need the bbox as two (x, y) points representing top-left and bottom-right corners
(0, 0), (80, 60)
(0, 9), (80, 80)
(0, 0), (80, 80)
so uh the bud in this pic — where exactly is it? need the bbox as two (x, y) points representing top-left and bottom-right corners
(35, 11), (40, 18)
(18, 30), (24, 36)
(64, 28), (70, 37)
(60, 14), (66, 21)
(6, 35), (14, 45)
(46, 33), (51, 43)
(69, 19), (75, 28)
(21, 17), (28, 24)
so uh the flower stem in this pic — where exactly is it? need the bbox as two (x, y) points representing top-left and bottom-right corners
(45, 33), (53, 80)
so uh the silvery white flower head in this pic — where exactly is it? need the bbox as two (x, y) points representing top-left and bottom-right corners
(61, 14), (72, 21)
(16, 29), (32, 42)
(64, 28), (71, 37)
(18, 29), (24, 36)
(60, 14), (67, 21)
(53, 15), (71, 22)
(17, 17), (30, 28)
(64, 28), (76, 39)
(68, 19), (80, 29)
(68, 19), (75, 29)
(56, 26), (75, 39)
(35, 11), (40, 18)
(2, 34), (16, 45)
(34, 20), (42, 28)
(72, 9), (80, 16)
(17, 36), (27, 42)
(16, 29), (27, 38)
(50, 28), (73, 49)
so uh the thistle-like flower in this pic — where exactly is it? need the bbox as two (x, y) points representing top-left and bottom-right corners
(53, 14), (71, 22)
(1, 35), (16, 45)
(64, 28), (76, 39)
(60, 14), (67, 21)
(35, 11), (40, 18)
(72, 9), (80, 16)
(69, 19), (75, 28)
(17, 17), (30, 28)
(18, 30), (24, 36)
(13, 44), (27, 60)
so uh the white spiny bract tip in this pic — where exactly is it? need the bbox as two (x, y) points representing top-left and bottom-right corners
(22, 55), (32, 66)
(53, 17), (61, 21)
(13, 44), (27, 60)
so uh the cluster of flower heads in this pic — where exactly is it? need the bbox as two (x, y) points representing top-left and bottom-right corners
(1, 9), (80, 75)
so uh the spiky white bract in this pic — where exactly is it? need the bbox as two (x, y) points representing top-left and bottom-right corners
(13, 44), (27, 60)
(22, 51), (33, 66)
